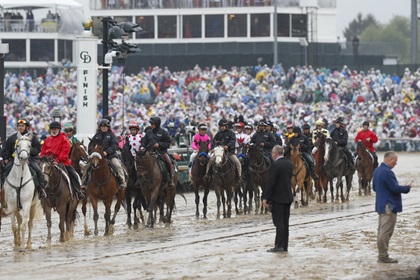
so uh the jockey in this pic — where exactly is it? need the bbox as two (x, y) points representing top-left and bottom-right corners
(302, 124), (313, 151)
(330, 117), (355, 171)
(2, 118), (47, 198)
(188, 123), (211, 168)
(311, 119), (330, 155)
(234, 122), (249, 154)
(40, 121), (84, 200)
(355, 121), (378, 168)
(287, 127), (319, 180)
(283, 124), (294, 145)
(141, 117), (175, 184)
(63, 123), (80, 146)
(204, 118), (241, 182)
(123, 120), (143, 156)
(244, 123), (255, 142)
(266, 121), (283, 146)
(81, 119), (127, 190)
(250, 121), (276, 162)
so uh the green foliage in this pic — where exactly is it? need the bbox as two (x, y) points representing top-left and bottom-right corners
(343, 13), (379, 41)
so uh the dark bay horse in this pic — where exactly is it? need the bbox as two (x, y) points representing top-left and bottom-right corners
(238, 152), (252, 215)
(40, 156), (79, 243)
(355, 141), (375, 196)
(82, 143), (125, 236)
(69, 141), (88, 176)
(190, 141), (211, 218)
(246, 144), (270, 214)
(121, 147), (146, 229)
(211, 146), (238, 218)
(290, 143), (312, 208)
(135, 149), (175, 227)
(313, 132), (333, 203)
(324, 138), (354, 202)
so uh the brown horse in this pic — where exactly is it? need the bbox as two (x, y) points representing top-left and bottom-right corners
(69, 141), (88, 176)
(290, 144), (312, 208)
(355, 141), (375, 196)
(324, 138), (354, 202)
(81, 143), (125, 236)
(246, 144), (270, 214)
(40, 156), (79, 243)
(190, 141), (211, 218)
(211, 146), (238, 218)
(135, 149), (175, 227)
(313, 132), (333, 203)
(121, 147), (146, 229)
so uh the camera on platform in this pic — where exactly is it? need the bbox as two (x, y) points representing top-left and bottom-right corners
(104, 51), (121, 64)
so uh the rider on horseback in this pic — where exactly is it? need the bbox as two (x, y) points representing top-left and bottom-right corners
(40, 121), (85, 200)
(2, 118), (47, 198)
(250, 121), (276, 163)
(311, 119), (330, 155)
(142, 117), (175, 185)
(123, 120), (143, 156)
(234, 122), (249, 154)
(189, 123), (211, 168)
(287, 127), (319, 180)
(266, 121), (283, 146)
(302, 124), (312, 151)
(64, 123), (80, 146)
(330, 117), (355, 171)
(81, 119), (127, 190)
(355, 121), (378, 168)
(203, 118), (242, 183)
(283, 124), (294, 145)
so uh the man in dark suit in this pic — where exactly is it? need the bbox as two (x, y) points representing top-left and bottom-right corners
(262, 145), (294, 252)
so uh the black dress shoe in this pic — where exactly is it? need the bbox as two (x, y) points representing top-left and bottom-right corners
(267, 247), (284, 252)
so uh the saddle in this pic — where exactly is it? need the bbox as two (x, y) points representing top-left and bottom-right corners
(106, 159), (128, 182)
(3, 165), (40, 188)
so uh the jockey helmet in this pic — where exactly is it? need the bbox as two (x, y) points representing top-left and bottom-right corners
(17, 118), (30, 127)
(128, 120), (140, 130)
(315, 119), (324, 127)
(49, 121), (61, 129)
(99, 119), (111, 127)
(149, 117), (161, 127)
(218, 118), (228, 127)
(286, 124), (293, 129)
(302, 124), (310, 130)
(266, 121), (273, 126)
(245, 123), (253, 130)
(234, 122), (245, 128)
(258, 121), (267, 127)
(198, 123), (207, 130)
(64, 123), (74, 132)
(334, 117), (344, 124)
(293, 127), (301, 133)
(362, 121), (369, 127)
(273, 124), (279, 130)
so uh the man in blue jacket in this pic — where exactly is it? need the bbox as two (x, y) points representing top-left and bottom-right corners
(373, 151), (412, 264)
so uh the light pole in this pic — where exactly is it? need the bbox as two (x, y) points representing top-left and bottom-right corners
(102, 17), (141, 117)
(0, 43), (9, 143)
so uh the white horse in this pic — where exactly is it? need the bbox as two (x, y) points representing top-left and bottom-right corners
(3, 132), (42, 251)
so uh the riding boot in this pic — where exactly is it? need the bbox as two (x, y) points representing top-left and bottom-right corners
(38, 183), (47, 199)
(119, 175), (127, 190)
(310, 162), (319, 180)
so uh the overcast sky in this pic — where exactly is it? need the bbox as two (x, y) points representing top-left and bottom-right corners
(336, 0), (412, 36)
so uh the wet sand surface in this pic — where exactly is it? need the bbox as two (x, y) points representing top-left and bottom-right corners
(1, 152), (419, 279)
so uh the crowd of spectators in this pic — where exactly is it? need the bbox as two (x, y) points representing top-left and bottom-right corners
(3, 63), (420, 151)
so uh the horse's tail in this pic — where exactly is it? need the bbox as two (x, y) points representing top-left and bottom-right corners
(31, 197), (44, 221)
(176, 180), (187, 206)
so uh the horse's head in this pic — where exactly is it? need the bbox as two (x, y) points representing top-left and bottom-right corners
(324, 138), (334, 162)
(40, 156), (56, 186)
(213, 146), (225, 166)
(356, 140), (366, 157)
(314, 131), (326, 147)
(16, 132), (33, 163)
(70, 141), (89, 162)
(89, 143), (106, 168)
(135, 148), (151, 177)
(290, 143), (300, 159)
(198, 140), (210, 154)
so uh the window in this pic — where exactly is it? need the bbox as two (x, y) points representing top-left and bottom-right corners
(31, 39), (54, 61)
(3, 39), (25, 61)
(58, 40), (73, 62)
(136, 16), (155, 39)
(158, 16), (177, 38)
(228, 14), (247, 37)
(183, 15), (201, 38)
(251, 14), (270, 37)
(292, 14), (307, 37)
(277, 13), (290, 37)
(205, 15), (224, 38)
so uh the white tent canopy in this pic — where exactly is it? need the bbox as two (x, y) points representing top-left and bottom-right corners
(0, 0), (82, 10)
